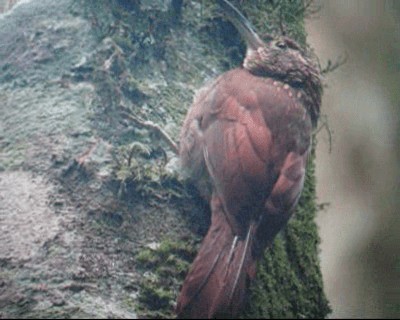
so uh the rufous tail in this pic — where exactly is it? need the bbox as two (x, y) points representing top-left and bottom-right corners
(176, 194), (256, 319)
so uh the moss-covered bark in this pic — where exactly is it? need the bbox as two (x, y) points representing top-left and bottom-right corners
(0, 0), (330, 318)
(79, 0), (331, 318)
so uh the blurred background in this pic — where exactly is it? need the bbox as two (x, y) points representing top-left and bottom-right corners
(307, 0), (399, 318)
(1, 0), (399, 318)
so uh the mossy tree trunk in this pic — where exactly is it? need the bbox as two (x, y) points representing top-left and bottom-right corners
(0, 0), (330, 318)
(90, 1), (331, 318)
(81, 0), (331, 318)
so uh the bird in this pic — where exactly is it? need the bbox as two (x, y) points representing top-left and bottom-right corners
(176, 0), (322, 318)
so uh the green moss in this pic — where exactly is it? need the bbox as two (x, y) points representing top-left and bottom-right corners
(136, 249), (159, 268)
(138, 280), (174, 310)
(135, 239), (197, 275)
(112, 141), (188, 203)
(135, 238), (197, 318)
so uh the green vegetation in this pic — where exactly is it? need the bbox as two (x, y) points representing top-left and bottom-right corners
(135, 239), (198, 318)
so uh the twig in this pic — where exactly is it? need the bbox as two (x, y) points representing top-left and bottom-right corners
(321, 53), (348, 75)
(314, 115), (333, 153)
(122, 111), (179, 155)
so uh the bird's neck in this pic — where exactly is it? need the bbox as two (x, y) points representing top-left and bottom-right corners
(245, 66), (322, 127)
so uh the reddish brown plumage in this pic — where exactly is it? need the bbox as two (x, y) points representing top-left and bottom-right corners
(176, 1), (322, 318)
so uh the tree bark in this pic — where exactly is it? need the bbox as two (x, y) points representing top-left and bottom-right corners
(0, 0), (330, 318)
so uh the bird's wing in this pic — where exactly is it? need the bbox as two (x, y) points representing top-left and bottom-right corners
(202, 92), (275, 236)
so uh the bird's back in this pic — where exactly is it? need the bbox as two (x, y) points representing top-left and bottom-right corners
(180, 67), (312, 232)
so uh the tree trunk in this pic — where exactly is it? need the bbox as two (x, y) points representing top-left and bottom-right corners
(0, 0), (330, 318)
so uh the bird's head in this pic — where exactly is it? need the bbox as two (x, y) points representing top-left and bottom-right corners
(217, 0), (321, 89)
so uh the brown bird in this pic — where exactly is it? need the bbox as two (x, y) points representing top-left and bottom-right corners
(176, 0), (322, 318)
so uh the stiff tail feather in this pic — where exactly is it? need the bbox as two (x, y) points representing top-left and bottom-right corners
(176, 195), (256, 319)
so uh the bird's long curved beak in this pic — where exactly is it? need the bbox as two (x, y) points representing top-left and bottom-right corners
(216, 0), (264, 51)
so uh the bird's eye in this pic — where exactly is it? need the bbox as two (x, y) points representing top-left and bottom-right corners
(276, 41), (287, 49)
